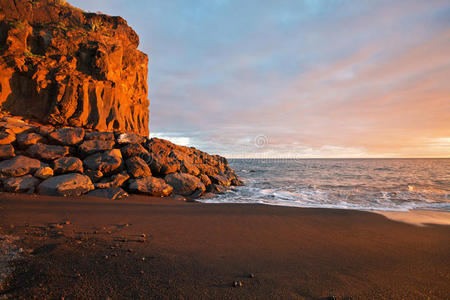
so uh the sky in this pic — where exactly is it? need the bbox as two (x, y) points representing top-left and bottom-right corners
(71, 0), (450, 158)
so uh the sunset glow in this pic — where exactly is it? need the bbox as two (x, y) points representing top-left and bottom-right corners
(72, 0), (450, 158)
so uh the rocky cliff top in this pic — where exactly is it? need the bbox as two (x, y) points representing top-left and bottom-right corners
(0, 0), (149, 135)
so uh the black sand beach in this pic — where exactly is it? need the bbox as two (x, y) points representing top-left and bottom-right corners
(1, 193), (449, 299)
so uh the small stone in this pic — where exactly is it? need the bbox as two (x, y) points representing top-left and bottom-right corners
(127, 248), (133, 253)
(141, 233), (146, 237)
(138, 238), (146, 243)
(34, 167), (54, 179)
(140, 270), (144, 274)
(64, 221), (71, 225)
(141, 257), (146, 261)
(76, 273), (81, 278)
(105, 255), (109, 259)
(249, 273), (255, 278)
(233, 281), (243, 287)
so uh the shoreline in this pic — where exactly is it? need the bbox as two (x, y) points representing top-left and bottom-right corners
(1, 193), (449, 299)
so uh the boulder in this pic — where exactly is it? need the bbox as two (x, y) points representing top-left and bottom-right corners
(149, 153), (180, 175)
(207, 183), (227, 194)
(0, 155), (46, 177)
(37, 173), (94, 196)
(164, 173), (206, 196)
(116, 132), (146, 145)
(209, 174), (231, 187)
(85, 132), (115, 141)
(87, 187), (129, 200)
(231, 177), (244, 186)
(180, 160), (200, 176)
(48, 128), (85, 146)
(125, 157), (151, 178)
(78, 139), (115, 155)
(85, 169), (104, 182)
(83, 149), (123, 175)
(27, 143), (69, 161)
(0, 144), (15, 160)
(34, 167), (54, 179)
(120, 144), (150, 160)
(0, 122), (35, 134)
(128, 176), (173, 197)
(0, 129), (15, 144)
(2, 175), (40, 193)
(94, 172), (130, 189)
(37, 126), (55, 137)
(199, 174), (212, 186)
(53, 157), (84, 174)
(16, 132), (46, 148)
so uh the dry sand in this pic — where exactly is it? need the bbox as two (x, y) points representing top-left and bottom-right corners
(0, 192), (449, 299)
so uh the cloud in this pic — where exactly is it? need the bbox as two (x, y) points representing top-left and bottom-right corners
(71, 0), (450, 157)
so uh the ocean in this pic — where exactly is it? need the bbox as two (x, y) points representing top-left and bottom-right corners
(200, 158), (450, 212)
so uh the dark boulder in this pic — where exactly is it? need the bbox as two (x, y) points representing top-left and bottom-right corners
(53, 157), (84, 174)
(83, 149), (123, 175)
(48, 128), (85, 146)
(0, 155), (46, 177)
(180, 160), (200, 176)
(94, 172), (130, 189)
(207, 183), (227, 194)
(199, 174), (212, 186)
(125, 157), (151, 178)
(34, 167), (54, 179)
(27, 143), (70, 161)
(78, 139), (115, 155)
(120, 144), (150, 160)
(128, 176), (173, 197)
(209, 174), (231, 187)
(2, 175), (40, 193)
(16, 132), (46, 148)
(37, 173), (94, 196)
(164, 173), (206, 196)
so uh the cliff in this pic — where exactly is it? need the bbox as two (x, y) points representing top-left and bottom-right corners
(0, 0), (149, 135)
(0, 1), (243, 199)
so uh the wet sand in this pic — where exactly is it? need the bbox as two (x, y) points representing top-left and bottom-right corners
(0, 193), (449, 299)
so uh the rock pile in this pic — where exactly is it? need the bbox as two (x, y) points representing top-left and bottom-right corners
(0, 115), (243, 200)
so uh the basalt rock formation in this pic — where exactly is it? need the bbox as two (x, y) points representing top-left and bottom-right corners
(0, 0), (149, 135)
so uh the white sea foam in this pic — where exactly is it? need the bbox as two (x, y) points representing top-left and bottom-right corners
(200, 159), (450, 212)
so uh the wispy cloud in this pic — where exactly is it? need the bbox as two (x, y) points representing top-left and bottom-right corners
(71, 0), (450, 157)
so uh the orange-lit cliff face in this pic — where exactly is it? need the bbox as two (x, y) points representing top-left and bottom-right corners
(0, 0), (149, 136)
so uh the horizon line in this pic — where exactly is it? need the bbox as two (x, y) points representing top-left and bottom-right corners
(225, 157), (450, 159)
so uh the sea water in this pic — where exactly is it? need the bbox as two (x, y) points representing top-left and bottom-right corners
(200, 159), (450, 212)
